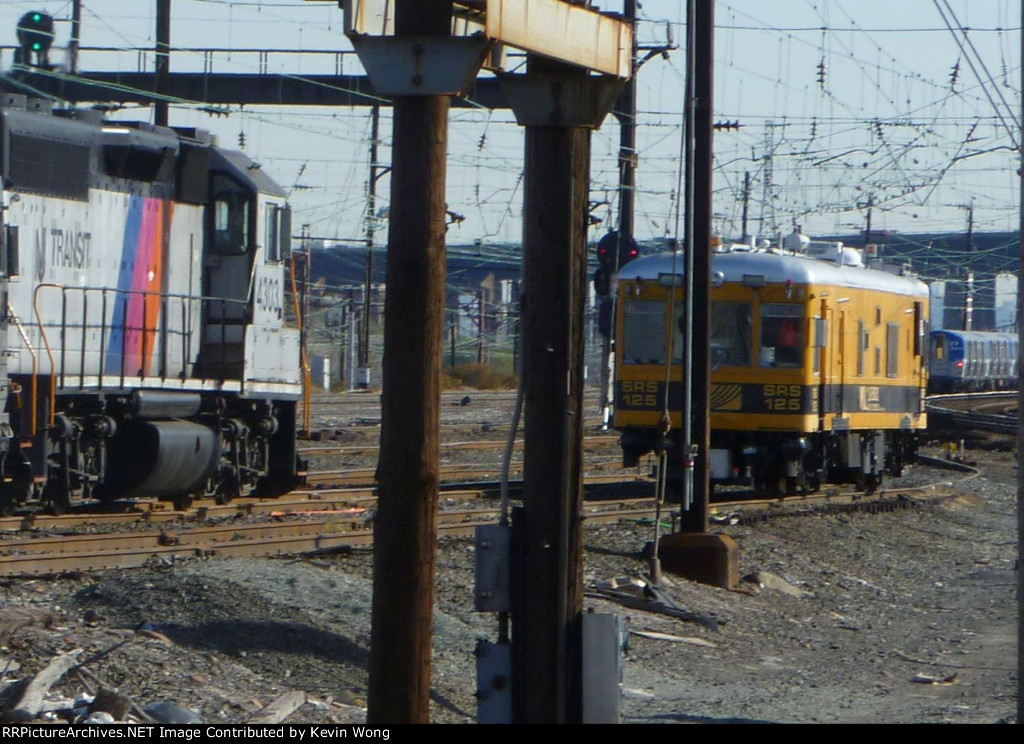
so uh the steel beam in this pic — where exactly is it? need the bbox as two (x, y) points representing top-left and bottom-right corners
(345, 0), (632, 79)
(0, 70), (509, 109)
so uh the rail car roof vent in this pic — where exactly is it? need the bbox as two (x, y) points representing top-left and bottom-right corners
(805, 240), (864, 267)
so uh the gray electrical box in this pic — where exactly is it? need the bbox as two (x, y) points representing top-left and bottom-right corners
(475, 639), (512, 724)
(474, 524), (512, 612)
(582, 612), (625, 724)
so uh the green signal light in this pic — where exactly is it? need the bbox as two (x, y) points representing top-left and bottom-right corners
(31, 43), (41, 51)
(32, 14), (41, 22)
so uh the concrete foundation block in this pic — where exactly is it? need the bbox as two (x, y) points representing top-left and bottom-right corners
(656, 532), (740, 590)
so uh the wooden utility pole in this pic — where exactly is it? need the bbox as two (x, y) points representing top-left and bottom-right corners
(155, 0), (170, 126)
(506, 53), (620, 723)
(69, 0), (82, 74)
(368, 0), (452, 724)
(359, 103), (382, 388)
(677, 0), (714, 534)
(1017, 2), (1023, 726)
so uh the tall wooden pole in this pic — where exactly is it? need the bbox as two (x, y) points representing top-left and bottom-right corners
(360, 103), (381, 386)
(1015, 0), (1023, 726)
(678, 0), (713, 534)
(515, 58), (591, 723)
(69, 0), (82, 74)
(155, 0), (170, 127)
(367, 0), (452, 724)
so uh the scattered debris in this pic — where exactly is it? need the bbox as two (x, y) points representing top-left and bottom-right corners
(588, 576), (720, 631)
(248, 691), (307, 724)
(742, 571), (810, 598)
(143, 702), (202, 724)
(710, 512), (740, 526)
(0, 608), (59, 646)
(135, 628), (173, 645)
(631, 630), (717, 648)
(0, 648), (83, 722)
(912, 672), (959, 686)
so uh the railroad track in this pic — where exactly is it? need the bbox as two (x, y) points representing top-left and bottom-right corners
(926, 392), (1019, 434)
(0, 456), (977, 578)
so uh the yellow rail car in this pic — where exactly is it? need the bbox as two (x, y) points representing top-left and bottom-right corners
(613, 242), (928, 493)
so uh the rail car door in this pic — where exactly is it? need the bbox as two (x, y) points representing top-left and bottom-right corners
(816, 297), (843, 427)
(199, 171), (254, 379)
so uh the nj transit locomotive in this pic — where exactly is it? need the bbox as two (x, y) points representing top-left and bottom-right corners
(0, 95), (304, 514)
(613, 240), (929, 494)
(927, 329), (1018, 393)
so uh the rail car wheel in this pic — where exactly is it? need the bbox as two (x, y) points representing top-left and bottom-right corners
(173, 493), (194, 512)
(864, 473), (886, 494)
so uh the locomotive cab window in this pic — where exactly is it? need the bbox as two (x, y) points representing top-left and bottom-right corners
(623, 300), (667, 364)
(211, 174), (252, 256)
(760, 304), (805, 368)
(266, 204), (280, 263)
(264, 203), (293, 263)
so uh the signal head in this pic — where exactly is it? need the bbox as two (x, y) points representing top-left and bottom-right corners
(16, 11), (54, 63)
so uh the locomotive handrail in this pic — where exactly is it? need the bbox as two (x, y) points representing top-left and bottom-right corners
(289, 254), (313, 434)
(30, 283), (257, 395)
(32, 286), (58, 430)
(6, 304), (39, 438)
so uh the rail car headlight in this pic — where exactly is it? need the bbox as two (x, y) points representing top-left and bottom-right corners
(711, 271), (726, 288)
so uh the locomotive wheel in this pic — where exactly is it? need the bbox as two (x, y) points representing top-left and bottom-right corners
(43, 479), (71, 516)
(0, 490), (14, 517)
(215, 471), (240, 505)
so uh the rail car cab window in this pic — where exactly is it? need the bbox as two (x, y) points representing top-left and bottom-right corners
(698, 301), (753, 367)
(760, 304), (805, 368)
(933, 334), (946, 361)
(211, 174), (252, 256)
(623, 300), (666, 364)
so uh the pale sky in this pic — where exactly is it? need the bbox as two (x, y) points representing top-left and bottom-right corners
(0, 0), (1019, 246)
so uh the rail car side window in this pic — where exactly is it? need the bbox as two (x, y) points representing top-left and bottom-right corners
(760, 304), (804, 368)
(623, 300), (666, 364)
(211, 174), (251, 256)
(857, 321), (868, 376)
(886, 323), (900, 377)
(699, 301), (752, 367)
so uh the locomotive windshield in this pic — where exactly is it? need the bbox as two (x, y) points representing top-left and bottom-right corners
(704, 301), (753, 367)
(622, 299), (666, 364)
